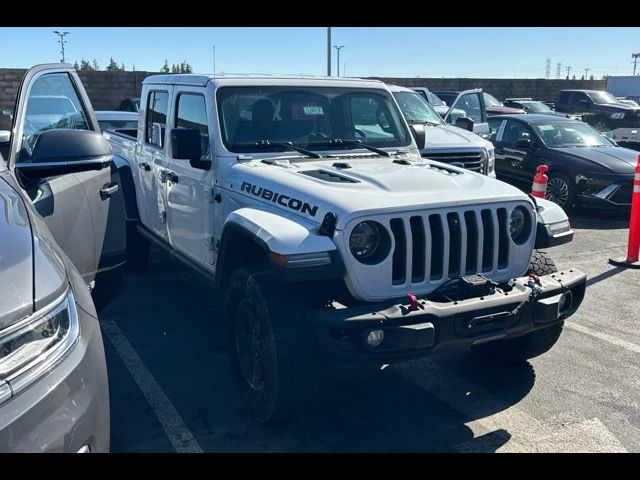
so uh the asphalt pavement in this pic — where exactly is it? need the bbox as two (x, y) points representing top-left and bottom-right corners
(99, 207), (640, 452)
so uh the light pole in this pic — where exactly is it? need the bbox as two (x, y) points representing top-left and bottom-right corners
(333, 45), (344, 77)
(53, 31), (70, 63)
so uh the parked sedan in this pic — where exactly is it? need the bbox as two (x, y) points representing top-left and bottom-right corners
(488, 114), (637, 210)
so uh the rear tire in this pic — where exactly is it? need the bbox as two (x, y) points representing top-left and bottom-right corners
(472, 250), (563, 364)
(126, 221), (149, 271)
(226, 269), (326, 423)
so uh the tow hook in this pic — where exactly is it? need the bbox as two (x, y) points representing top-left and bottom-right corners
(407, 293), (424, 312)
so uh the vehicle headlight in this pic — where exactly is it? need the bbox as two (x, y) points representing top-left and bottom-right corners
(0, 289), (78, 402)
(610, 112), (625, 120)
(349, 221), (390, 264)
(486, 148), (495, 175)
(509, 206), (532, 245)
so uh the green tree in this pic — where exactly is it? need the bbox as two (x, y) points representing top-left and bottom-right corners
(121, 63), (126, 71)
(73, 61), (80, 70)
(179, 61), (193, 73)
(106, 57), (120, 71)
(171, 64), (179, 73)
(160, 60), (170, 73)
(92, 59), (99, 70)
(79, 59), (93, 71)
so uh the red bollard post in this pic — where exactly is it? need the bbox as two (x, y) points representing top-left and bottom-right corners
(609, 154), (640, 269)
(531, 164), (549, 199)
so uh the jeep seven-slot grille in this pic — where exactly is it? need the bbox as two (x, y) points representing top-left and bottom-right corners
(422, 151), (485, 173)
(389, 207), (510, 286)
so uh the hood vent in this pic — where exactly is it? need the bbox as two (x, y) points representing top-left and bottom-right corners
(300, 169), (360, 183)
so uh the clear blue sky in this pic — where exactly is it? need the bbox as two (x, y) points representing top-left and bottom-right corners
(0, 27), (637, 78)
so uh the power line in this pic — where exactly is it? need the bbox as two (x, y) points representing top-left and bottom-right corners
(565, 66), (572, 79)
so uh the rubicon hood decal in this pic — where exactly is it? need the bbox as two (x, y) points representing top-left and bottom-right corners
(241, 181), (319, 217)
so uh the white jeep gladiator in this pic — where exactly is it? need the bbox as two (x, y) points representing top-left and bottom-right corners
(105, 74), (585, 423)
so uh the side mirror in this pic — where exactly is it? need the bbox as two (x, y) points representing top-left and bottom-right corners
(455, 117), (474, 132)
(16, 129), (112, 179)
(409, 123), (426, 148)
(514, 138), (532, 150)
(171, 128), (210, 170)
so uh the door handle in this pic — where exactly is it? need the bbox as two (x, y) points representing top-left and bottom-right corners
(139, 162), (151, 171)
(161, 170), (179, 184)
(100, 182), (119, 200)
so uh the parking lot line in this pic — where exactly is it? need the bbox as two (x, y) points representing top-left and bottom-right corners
(566, 321), (640, 355)
(101, 318), (204, 453)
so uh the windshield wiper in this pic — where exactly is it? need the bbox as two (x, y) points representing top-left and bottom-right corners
(309, 138), (391, 157)
(255, 140), (323, 159)
(407, 119), (440, 127)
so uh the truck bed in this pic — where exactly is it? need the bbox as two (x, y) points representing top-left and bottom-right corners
(104, 129), (138, 165)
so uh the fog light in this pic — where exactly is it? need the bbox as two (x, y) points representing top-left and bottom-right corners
(365, 329), (384, 348)
(558, 291), (573, 315)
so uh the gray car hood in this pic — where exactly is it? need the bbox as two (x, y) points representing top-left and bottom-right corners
(0, 175), (67, 330)
(550, 146), (639, 175)
(0, 176), (34, 329)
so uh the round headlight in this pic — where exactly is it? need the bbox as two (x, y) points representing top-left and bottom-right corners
(509, 206), (532, 245)
(350, 221), (380, 259)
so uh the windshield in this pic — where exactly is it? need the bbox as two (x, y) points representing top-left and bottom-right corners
(217, 86), (411, 153)
(392, 91), (443, 125)
(586, 91), (619, 105)
(534, 121), (614, 148)
(524, 102), (552, 113)
(483, 93), (503, 107)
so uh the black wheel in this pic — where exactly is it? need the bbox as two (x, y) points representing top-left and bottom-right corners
(472, 250), (563, 364)
(545, 172), (575, 210)
(125, 221), (149, 271)
(226, 269), (326, 423)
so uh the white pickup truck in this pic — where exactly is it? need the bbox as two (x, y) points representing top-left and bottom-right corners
(106, 74), (585, 423)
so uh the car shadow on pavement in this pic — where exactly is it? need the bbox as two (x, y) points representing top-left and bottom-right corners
(102, 247), (537, 453)
(568, 207), (630, 230)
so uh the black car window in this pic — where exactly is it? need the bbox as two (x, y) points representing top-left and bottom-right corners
(488, 118), (504, 141)
(557, 91), (571, 104)
(571, 91), (590, 104)
(175, 93), (210, 157)
(145, 91), (169, 148)
(457, 93), (483, 123)
(502, 120), (532, 145)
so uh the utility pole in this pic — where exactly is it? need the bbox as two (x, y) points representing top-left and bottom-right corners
(333, 45), (344, 77)
(633, 53), (640, 75)
(52, 30), (70, 63)
(545, 59), (551, 79)
(327, 27), (332, 76)
(584, 68), (590, 79)
(565, 66), (571, 79)
(556, 62), (561, 79)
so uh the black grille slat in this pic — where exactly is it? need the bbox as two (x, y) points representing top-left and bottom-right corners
(422, 152), (485, 172)
(497, 208), (509, 269)
(464, 211), (478, 274)
(410, 217), (425, 283)
(481, 209), (494, 272)
(429, 215), (444, 280)
(447, 213), (461, 278)
(390, 219), (406, 285)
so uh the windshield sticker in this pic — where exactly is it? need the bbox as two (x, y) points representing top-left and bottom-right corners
(538, 124), (554, 131)
(303, 106), (324, 115)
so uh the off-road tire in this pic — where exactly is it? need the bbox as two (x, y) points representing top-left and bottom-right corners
(226, 269), (326, 424)
(528, 249), (557, 276)
(473, 250), (563, 364)
(126, 221), (150, 271)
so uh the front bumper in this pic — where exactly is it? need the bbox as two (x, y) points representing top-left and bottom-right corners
(576, 176), (635, 208)
(310, 269), (586, 362)
(0, 301), (110, 452)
